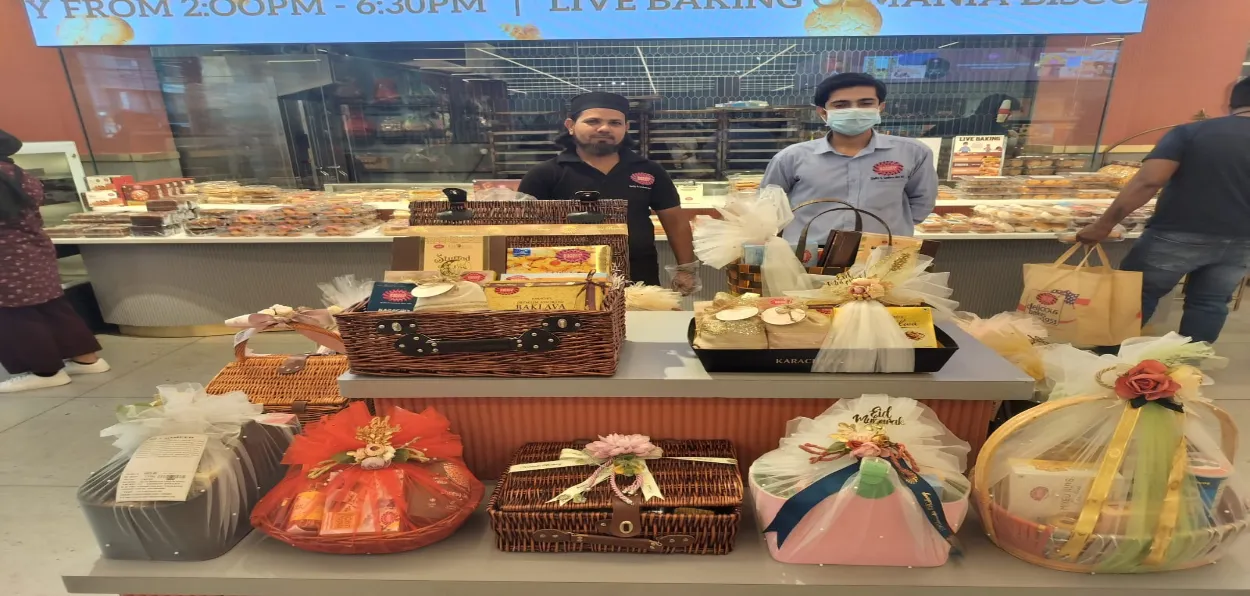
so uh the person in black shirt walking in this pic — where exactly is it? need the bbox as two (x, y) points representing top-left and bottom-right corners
(518, 92), (699, 292)
(1078, 78), (1250, 343)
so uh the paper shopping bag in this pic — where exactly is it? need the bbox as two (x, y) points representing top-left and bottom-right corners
(1018, 244), (1141, 346)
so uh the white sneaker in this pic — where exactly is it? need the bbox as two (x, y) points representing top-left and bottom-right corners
(64, 358), (110, 375)
(0, 371), (72, 393)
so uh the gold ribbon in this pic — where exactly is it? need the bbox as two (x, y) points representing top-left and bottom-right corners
(1143, 425), (1190, 566)
(1056, 404), (1142, 561)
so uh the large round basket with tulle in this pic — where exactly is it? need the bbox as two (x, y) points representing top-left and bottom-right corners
(973, 338), (1249, 574)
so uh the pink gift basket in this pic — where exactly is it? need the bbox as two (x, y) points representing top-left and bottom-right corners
(751, 395), (971, 567)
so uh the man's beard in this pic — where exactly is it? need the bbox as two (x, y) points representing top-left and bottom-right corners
(575, 137), (620, 156)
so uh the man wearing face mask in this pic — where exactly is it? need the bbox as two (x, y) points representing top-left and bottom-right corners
(762, 73), (937, 242)
(519, 92), (699, 292)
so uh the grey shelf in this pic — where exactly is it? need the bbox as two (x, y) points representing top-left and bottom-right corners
(63, 494), (1250, 596)
(338, 312), (1033, 401)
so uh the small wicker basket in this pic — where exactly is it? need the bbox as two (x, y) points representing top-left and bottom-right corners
(205, 322), (351, 424)
(489, 440), (743, 555)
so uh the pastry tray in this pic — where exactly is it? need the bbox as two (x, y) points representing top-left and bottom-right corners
(686, 320), (959, 374)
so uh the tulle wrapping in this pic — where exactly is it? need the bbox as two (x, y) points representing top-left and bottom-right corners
(692, 185), (793, 269)
(976, 334), (1248, 573)
(760, 235), (816, 297)
(954, 311), (1048, 382)
(789, 248), (957, 373)
(750, 395), (971, 566)
(251, 402), (484, 554)
(79, 383), (295, 561)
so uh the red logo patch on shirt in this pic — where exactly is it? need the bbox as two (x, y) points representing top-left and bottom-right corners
(630, 172), (655, 186)
(873, 161), (905, 177)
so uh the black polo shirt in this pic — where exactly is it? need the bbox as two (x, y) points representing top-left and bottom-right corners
(517, 149), (680, 259)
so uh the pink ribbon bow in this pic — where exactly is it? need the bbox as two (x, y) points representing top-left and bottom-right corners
(227, 308), (346, 354)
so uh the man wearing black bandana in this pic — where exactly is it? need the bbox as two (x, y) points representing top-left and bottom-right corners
(519, 92), (699, 293)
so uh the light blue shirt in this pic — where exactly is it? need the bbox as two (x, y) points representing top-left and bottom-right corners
(761, 132), (938, 243)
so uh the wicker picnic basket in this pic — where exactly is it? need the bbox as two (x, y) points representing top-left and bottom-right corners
(205, 322), (351, 424)
(489, 439), (743, 555)
(974, 395), (1247, 573)
(335, 284), (626, 377)
(408, 189), (632, 277)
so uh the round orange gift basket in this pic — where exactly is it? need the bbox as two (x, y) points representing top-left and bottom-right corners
(251, 402), (484, 554)
(973, 334), (1249, 573)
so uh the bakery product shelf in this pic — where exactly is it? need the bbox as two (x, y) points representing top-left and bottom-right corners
(337, 311), (1033, 401)
(50, 228), (394, 245)
(63, 493), (1250, 596)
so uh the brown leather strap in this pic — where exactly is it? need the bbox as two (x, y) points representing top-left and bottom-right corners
(604, 497), (642, 537)
(792, 199), (895, 261)
(278, 354), (309, 375)
(531, 530), (694, 552)
(291, 400), (308, 415)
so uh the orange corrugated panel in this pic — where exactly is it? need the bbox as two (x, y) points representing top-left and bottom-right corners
(376, 398), (997, 479)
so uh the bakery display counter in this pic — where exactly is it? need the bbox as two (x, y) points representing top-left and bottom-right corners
(57, 227), (1134, 335)
(65, 495), (1250, 596)
(341, 311), (1033, 479)
(53, 233), (395, 336)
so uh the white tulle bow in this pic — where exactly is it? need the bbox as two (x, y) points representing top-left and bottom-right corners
(101, 383), (263, 458)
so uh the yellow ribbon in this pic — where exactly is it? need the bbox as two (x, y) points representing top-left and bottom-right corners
(1143, 427), (1190, 566)
(1056, 404), (1142, 561)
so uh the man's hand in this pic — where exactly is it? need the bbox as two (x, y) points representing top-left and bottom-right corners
(667, 262), (702, 296)
(1075, 223), (1113, 245)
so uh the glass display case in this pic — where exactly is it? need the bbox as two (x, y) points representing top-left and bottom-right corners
(13, 141), (88, 225)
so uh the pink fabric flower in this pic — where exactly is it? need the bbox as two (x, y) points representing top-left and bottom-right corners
(586, 434), (658, 460)
(1114, 360), (1181, 401)
(851, 443), (883, 458)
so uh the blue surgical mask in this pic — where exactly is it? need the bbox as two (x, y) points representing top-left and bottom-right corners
(825, 108), (881, 136)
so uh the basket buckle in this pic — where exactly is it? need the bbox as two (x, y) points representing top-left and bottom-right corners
(375, 320), (418, 336)
(540, 316), (584, 333)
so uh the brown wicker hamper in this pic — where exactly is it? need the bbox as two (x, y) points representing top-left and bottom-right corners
(489, 440), (742, 555)
(335, 284), (626, 377)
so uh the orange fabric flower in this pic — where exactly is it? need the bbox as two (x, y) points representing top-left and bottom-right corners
(1114, 359), (1181, 401)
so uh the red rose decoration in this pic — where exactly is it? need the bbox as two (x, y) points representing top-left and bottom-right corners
(1113, 360), (1181, 402)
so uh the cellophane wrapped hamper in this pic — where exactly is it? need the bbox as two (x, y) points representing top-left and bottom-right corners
(974, 333), (1249, 573)
(79, 384), (295, 561)
(251, 402), (484, 554)
(751, 395), (970, 566)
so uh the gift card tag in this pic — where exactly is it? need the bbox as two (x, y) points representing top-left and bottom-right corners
(715, 306), (759, 321)
(761, 306), (806, 326)
(411, 282), (454, 298)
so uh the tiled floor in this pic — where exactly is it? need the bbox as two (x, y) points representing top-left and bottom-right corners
(3, 303), (1250, 596)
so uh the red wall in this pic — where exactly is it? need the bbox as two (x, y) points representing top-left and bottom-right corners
(0, 0), (88, 150)
(1099, 0), (1250, 146)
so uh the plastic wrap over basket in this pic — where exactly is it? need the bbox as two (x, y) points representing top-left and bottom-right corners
(751, 394), (971, 566)
(974, 333), (1249, 573)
